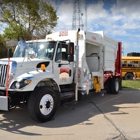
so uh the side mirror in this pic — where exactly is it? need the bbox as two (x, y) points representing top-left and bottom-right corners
(67, 42), (74, 62)
(67, 42), (74, 55)
(28, 50), (36, 59)
(7, 48), (12, 58)
(67, 55), (74, 62)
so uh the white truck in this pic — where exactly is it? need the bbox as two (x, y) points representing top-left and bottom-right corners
(0, 30), (122, 122)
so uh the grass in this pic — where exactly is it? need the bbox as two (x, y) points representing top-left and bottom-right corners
(122, 79), (140, 89)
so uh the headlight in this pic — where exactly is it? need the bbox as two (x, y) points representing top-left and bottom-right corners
(15, 82), (20, 89)
(24, 79), (31, 85)
(11, 78), (33, 89)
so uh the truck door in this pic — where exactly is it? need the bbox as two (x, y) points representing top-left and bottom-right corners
(53, 43), (74, 85)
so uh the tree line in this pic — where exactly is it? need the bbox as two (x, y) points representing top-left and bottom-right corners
(0, 0), (58, 58)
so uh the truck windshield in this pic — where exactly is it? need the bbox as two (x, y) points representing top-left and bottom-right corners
(13, 41), (56, 60)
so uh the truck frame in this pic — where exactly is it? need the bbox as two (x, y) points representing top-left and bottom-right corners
(0, 30), (122, 122)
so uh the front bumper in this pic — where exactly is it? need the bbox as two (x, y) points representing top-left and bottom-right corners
(0, 96), (8, 111)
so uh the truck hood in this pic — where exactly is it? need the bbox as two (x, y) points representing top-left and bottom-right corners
(0, 57), (51, 80)
(1, 57), (50, 67)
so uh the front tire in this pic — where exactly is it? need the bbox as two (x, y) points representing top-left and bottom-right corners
(28, 86), (58, 122)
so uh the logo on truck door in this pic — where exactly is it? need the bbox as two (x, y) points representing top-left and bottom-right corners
(59, 68), (70, 81)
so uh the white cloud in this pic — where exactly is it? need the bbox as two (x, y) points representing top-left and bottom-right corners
(53, 1), (73, 31)
(121, 23), (140, 30)
(122, 41), (140, 56)
(83, 0), (139, 35)
(105, 29), (129, 37)
(110, 0), (140, 31)
(111, 0), (140, 16)
(87, 1), (108, 22)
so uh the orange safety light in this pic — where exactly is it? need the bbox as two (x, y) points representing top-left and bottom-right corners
(78, 34), (81, 38)
(41, 64), (46, 71)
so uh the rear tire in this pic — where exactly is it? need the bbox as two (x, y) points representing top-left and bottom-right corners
(110, 77), (119, 94)
(124, 73), (133, 80)
(28, 86), (58, 122)
(105, 78), (111, 94)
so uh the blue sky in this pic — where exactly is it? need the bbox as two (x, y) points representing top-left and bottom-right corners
(0, 0), (140, 56)
(50, 0), (140, 56)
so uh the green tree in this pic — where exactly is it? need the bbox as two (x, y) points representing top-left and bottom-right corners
(0, 0), (58, 41)
(0, 35), (7, 58)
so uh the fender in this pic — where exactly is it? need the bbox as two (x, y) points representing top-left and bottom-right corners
(9, 70), (60, 92)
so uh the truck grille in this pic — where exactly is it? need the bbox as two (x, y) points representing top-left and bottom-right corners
(0, 64), (8, 87)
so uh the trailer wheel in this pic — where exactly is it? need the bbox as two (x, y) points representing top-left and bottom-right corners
(124, 73), (133, 80)
(28, 86), (58, 122)
(110, 77), (119, 94)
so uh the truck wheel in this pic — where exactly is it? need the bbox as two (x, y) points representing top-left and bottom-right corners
(110, 77), (119, 94)
(105, 78), (111, 94)
(28, 86), (58, 122)
(124, 73), (133, 80)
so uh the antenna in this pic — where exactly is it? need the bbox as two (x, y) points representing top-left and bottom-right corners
(72, 0), (84, 30)
(85, 0), (87, 30)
